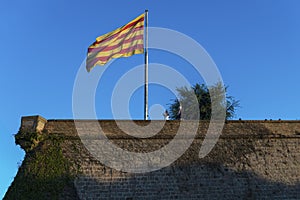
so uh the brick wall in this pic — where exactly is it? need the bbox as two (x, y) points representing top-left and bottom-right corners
(5, 117), (300, 199)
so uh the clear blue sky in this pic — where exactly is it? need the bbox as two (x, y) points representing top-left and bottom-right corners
(1, 0), (300, 197)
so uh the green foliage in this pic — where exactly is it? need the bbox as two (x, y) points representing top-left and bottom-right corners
(168, 82), (239, 120)
(15, 131), (43, 153)
(4, 135), (74, 200)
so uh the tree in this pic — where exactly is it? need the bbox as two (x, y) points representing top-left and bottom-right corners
(168, 82), (239, 120)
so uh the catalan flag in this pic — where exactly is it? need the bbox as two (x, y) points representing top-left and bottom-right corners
(86, 13), (145, 72)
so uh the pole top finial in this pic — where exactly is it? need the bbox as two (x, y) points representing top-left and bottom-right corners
(145, 9), (148, 13)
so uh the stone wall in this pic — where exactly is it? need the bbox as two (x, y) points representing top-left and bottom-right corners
(4, 116), (300, 199)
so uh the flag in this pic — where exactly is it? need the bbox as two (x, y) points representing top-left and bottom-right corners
(86, 13), (145, 72)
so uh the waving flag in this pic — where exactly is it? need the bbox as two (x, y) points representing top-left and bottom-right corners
(86, 13), (145, 72)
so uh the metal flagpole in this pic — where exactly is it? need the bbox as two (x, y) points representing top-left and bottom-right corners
(144, 9), (149, 120)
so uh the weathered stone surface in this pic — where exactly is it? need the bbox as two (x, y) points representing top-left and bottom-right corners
(5, 117), (300, 199)
(21, 115), (47, 133)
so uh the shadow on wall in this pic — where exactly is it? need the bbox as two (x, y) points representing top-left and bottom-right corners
(75, 164), (300, 199)
(4, 119), (300, 199)
(74, 122), (300, 199)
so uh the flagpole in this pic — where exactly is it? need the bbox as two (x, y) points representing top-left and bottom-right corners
(144, 9), (149, 120)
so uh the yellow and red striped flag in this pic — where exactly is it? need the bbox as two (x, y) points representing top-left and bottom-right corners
(86, 13), (145, 72)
